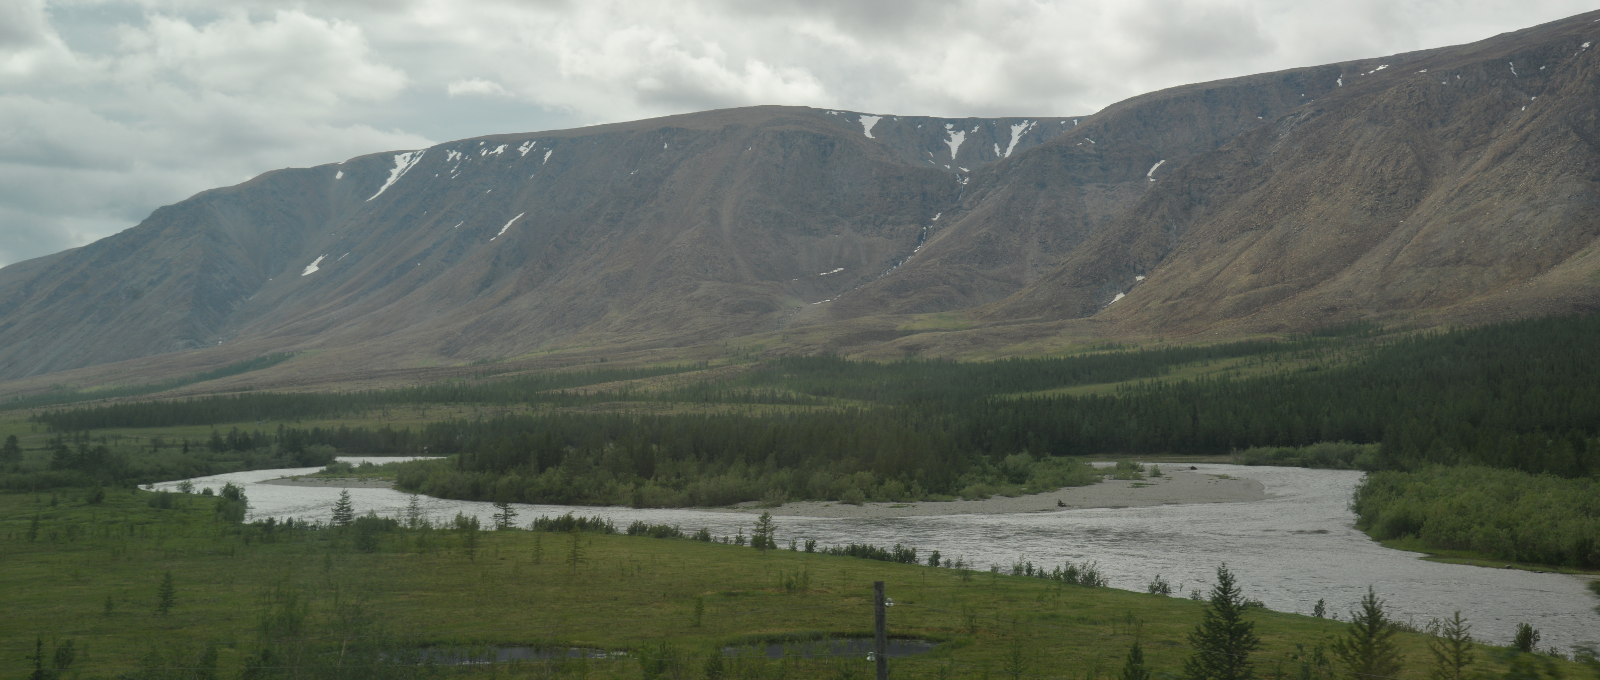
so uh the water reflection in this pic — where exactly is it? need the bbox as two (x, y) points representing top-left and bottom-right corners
(157, 460), (1599, 651)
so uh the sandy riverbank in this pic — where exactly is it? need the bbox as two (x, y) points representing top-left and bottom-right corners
(259, 477), (395, 489)
(717, 468), (1268, 518)
(257, 468), (1268, 517)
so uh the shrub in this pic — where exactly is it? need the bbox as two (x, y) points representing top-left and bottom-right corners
(1111, 461), (1145, 480)
(1148, 574), (1172, 596)
(1513, 624), (1540, 654)
(626, 521), (684, 539)
(759, 488), (787, 508)
(530, 512), (616, 534)
(351, 514), (398, 552)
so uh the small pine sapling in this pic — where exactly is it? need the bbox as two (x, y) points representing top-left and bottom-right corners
(331, 489), (355, 526)
(1427, 611), (1474, 680)
(1121, 641), (1151, 680)
(1332, 587), (1403, 680)
(457, 513), (480, 561)
(492, 500), (518, 530)
(1182, 564), (1260, 680)
(1003, 635), (1031, 680)
(751, 512), (776, 554)
(405, 494), (424, 529)
(156, 571), (176, 616)
(566, 527), (585, 576)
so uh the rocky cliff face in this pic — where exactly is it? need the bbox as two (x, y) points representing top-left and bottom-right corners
(3, 11), (1599, 384)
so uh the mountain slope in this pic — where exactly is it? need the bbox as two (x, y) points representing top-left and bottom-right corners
(0, 107), (1070, 380)
(989, 11), (1600, 331)
(3, 11), (1600, 388)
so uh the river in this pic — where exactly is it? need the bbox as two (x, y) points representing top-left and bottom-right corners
(156, 460), (1599, 653)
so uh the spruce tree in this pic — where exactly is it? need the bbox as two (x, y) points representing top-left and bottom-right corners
(455, 513), (480, 562)
(1122, 641), (1152, 680)
(492, 501), (517, 530)
(1332, 588), (1403, 680)
(1427, 612), (1474, 680)
(1, 434), (19, 463)
(405, 494), (424, 529)
(330, 490), (355, 526)
(566, 527), (585, 576)
(156, 571), (176, 616)
(751, 511), (776, 554)
(1182, 564), (1261, 680)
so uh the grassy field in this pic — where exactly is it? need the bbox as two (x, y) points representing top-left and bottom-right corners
(4, 488), (1591, 679)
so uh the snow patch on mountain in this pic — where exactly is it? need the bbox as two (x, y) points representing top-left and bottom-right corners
(859, 115), (882, 138)
(491, 213), (525, 241)
(945, 124), (966, 158)
(367, 150), (425, 201)
(301, 255), (327, 276)
(1004, 121), (1034, 157)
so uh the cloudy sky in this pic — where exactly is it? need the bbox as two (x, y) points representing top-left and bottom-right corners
(1, 0), (1592, 268)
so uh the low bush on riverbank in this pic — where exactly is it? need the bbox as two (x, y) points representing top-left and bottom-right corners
(1235, 441), (1378, 470)
(1352, 465), (1600, 569)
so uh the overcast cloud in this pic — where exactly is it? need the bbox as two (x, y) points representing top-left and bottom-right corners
(0, 0), (1592, 268)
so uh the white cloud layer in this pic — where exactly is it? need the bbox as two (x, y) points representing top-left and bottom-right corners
(0, 0), (1595, 268)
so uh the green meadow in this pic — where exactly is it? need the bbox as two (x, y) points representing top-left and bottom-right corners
(4, 488), (1592, 679)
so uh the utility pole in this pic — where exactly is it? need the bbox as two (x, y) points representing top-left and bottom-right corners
(874, 580), (888, 680)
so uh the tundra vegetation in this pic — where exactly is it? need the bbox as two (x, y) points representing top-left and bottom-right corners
(3, 487), (1594, 680)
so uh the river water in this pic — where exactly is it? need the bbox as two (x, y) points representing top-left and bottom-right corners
(156, 460), (1598, 652)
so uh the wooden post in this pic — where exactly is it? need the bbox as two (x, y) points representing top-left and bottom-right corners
(874, 580), (888, 680)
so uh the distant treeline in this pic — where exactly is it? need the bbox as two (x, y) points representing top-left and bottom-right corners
(29, 363), (705, 428)
(25, 315), (1600, 508)
(1, 353), (298, 412)
(20, 340), (1316, 431)
(0, 429), (334, 492)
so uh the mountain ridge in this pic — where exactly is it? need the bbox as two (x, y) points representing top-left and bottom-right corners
(3, 10), (1599, 393)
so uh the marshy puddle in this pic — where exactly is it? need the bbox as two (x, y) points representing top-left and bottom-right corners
(426, 647), (619, 664)
(727, 638), (937, 660)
